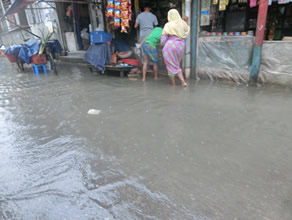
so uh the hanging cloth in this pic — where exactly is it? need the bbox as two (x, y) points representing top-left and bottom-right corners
(162, 9), (190, 39)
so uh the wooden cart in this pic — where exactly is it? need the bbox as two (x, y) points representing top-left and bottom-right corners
(88, 64), (134, 77)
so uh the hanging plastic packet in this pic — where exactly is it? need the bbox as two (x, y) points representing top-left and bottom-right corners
(121, 25), (127, 33)
(122, 10), (129, 19)
(120, 0), (129, 32)
(128, 1), (132, 20)
(121, 1), (128, 9)
(114, 0), (121, 10)
(107, 0), (114, 8)
(114, 9), (121, 18)
(106, 8), (114, 17)
(114, 17), (121, 26)
(122, 18), (129, 28)
(219, 0), (227, 11)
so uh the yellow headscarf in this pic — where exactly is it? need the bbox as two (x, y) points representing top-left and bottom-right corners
(162, 9), (190, 39)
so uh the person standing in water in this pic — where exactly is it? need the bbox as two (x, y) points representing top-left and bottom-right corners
(139, 27), (163, 82)
(161, 9), (190, 87)
(135, 2), (158, 73)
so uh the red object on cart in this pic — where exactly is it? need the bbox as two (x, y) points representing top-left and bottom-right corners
(5, 53), (18, 63)
(31, 54), (47, 64)
(123, 59), (139, 66)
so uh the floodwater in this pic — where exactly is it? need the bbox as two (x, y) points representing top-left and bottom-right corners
(0, 59), (292, 220)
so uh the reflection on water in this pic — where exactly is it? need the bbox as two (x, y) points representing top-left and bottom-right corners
(0, 59), (292, 220)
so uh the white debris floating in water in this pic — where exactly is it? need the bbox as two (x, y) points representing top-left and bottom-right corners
(87, 109), (101, 115)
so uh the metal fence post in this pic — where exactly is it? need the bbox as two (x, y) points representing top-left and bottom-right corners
(250, 0), (268, 83)
(192, 0), (198, 78)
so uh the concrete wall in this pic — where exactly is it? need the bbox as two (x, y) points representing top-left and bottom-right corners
(0, 0), (63, 47)
(259, 41), (292, 86)
(0, 27), (32, 45)
(28, 2), (65, 49)
(30, 23), (60, 43)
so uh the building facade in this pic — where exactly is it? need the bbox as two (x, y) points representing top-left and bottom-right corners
(0, 0), (32, 45)
(1, 0), (292, 86)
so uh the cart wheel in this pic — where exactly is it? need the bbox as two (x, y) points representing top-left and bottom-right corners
(16, 61), (24, 72)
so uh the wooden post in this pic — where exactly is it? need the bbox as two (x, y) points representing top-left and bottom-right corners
(250, 0), (268, 83)
(192, 0), (198, 78)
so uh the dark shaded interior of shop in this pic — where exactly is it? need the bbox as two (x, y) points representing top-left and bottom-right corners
(111, 0), (183, 47)
(200, 2), (292, 40)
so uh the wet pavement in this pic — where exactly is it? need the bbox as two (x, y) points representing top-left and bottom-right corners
(0, 59), (292, 220)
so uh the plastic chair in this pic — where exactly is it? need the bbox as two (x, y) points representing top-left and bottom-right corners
(32, 64), (47, 77)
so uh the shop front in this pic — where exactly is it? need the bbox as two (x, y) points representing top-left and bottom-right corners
(196, 0), (292, 85)
(104, 0), (183, 44)
(84, 0), (185, 75)
(55, 1), (92, 52)
(259, 2), (292, 86)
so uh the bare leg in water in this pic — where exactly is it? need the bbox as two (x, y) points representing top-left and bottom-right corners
(178, 73), (187, 87)
(142, 55), (148, 82)
(153, 63), (158, 80)
(169, 76), (175, 86)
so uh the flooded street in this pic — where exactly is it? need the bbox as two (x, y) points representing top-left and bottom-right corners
(0, 59), (292, 220)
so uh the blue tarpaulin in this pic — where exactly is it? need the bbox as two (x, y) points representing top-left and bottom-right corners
(18, 47), (32, 64)
(26, 39), (41, 54)
(4, 39), (62, 64)
(84, 43), (112, 72)
(18, 39), (41, 63)
(47, 40), (63, 54)
(4, 44), (22, 55)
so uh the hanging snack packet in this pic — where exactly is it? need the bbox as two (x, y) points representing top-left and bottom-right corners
(114, 9), (121, 18)
(121, 1), (128, 9)
(107, 0), (114, 8)
(121, 0), (127, 2)
(114, 17), (121, 26)
(106, 8), (114, 17)
(122, 18), (129, 27)
(114, 1), (121, 10)
(219, 0), (226, 11)
(122, 10), (129, 19)
(121, 25), (127, 33)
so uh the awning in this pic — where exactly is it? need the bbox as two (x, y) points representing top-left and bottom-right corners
(3, 0), (36, 17)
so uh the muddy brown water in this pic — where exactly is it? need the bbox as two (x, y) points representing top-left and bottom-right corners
(0, 59), (292, 220)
